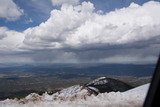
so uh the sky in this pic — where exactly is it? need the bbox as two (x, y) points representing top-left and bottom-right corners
(0, 0), (160, 64)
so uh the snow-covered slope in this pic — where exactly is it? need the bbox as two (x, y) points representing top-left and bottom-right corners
(0, 83), (149, 107)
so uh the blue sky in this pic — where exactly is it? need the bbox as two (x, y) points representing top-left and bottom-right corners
(1, 0), (160, 31)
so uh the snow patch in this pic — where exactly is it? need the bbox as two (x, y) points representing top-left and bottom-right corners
(0, 84), (150, 107)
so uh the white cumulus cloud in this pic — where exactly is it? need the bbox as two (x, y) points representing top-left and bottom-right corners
(23, 1), (160, 50)
(51, 0), (80, 6)
(0, 0), (23, 21)
(0, 27), (24, 51)
(0, 27), (8, 39)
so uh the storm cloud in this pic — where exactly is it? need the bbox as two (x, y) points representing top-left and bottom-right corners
(0, 1), (160, 64)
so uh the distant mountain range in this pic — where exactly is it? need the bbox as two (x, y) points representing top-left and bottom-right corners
(0, 63), (155, 77)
